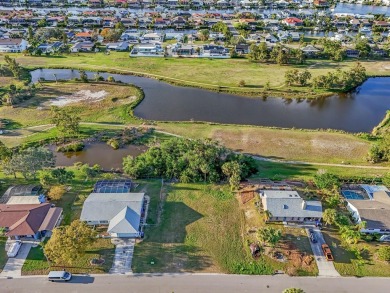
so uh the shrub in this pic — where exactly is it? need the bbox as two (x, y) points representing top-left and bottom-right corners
(56, 142), (85, 153)
(107, 76), (115, 82)
(238, 80), (246, 87)
(107, 138), (120, 150)
(48, 185), (66, 201)
(377, 246), (390, 262)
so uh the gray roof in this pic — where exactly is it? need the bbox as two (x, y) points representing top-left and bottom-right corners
(107, 206), (140, 234)
(348, 199), (390, 230)
(261, 190), (322, 218)
(80, 193), (144, 223)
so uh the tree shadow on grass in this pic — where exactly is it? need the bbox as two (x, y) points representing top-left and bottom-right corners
(132, 201), (210, 273)
(322, 227), (356, 264)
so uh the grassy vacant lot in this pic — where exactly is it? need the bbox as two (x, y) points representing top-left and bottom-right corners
(4, 53), (390, 95)
(0, 81), (141, 128)
(0, 237), (7, 273)
(22, 238), (115, 275)
(156, 123), (373, 165)
(255, 161), (388, 181)
(132, 182), (317, 275)
(322, 228), (390, 277)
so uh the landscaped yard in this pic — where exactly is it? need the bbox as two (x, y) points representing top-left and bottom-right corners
(22, 238), (115, 275)
(132, 182), (317, 275)
(0, 237), (7, 273)
(322, 227), (390, 277)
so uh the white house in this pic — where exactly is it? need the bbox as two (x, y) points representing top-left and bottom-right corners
(130, 44), (164, 57)
(347, 190), (390, 234)
(0, 38), (28, 53)
(80, 192), (145, 238)
(260, 190), (322, 223)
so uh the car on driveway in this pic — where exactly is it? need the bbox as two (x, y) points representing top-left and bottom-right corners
(7, 240), (22, 258)
(322, 244), (334, 261)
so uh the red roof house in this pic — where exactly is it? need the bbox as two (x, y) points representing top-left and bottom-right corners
(0, 203), (62, 239)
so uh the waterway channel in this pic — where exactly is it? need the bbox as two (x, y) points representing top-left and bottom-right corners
(31, 69), (390, 133)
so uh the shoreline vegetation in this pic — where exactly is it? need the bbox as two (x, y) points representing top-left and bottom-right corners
(4, 53), (390, 99)
(0, 78), (387, 167)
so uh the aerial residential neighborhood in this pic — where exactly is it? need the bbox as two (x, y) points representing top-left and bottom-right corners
(1, 0), (390, 292)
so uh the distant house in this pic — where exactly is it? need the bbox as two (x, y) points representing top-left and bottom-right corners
(130, 43), (164, 57)
(201, 44), (230, 58)
(106, 41), (129, 51)
(283, 17), (303, 27)
(70, 41), (95, 53)
(141, 32), (164, 43)
(301, 45), (321, 56)
(347, 191), (390, 234)
(345, 49), (359, 58)
(0, 38), (28, 53)
(0, 203), (62, 240)
(80, 192), (145, 238)
(313, 0), (329, 7)
(260, 190), (322, 223)
(235, 43), (250, 55)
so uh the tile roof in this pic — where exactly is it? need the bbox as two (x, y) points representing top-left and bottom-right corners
(0, 203), (51, 236)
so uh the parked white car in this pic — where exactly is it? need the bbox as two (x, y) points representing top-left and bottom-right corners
(7, 240), (22, 258)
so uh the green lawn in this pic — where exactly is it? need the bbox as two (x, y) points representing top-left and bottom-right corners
(0, 81), (142, 128)
(254, 161), (388, 181)
(4, 53), (390, 97)
(0, 237), (7, 273)
(132, 182), (317, 275)
(22, 239), (115, 275)
(322, 228), (390, 277)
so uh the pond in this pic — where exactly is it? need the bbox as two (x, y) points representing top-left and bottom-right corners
(49, 142), (147, 170)
(31, 69), (390, 133)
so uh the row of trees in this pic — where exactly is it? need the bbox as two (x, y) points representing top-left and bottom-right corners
(283, 63), (367, 91)
(123, 138), (258, 190)
(248, 44), (304, 65)
(311, 63), (367, 91)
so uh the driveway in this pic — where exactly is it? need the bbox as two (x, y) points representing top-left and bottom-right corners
(0, 242), (32, 278)
(306, 228), (340, 277)
(109, 238), (135, 274)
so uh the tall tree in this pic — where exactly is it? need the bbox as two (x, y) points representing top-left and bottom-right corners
(44, 220), (97, 265)
(4, 55), (22, 79)
(3, 147), (55, 179)
(51, 107), (81, 140)
(51, 168), (75, 184)
(322, 209), (337, 226)
(222, 161), (241, 190)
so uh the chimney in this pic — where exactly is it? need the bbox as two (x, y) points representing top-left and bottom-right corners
(302, 201), (307, 210)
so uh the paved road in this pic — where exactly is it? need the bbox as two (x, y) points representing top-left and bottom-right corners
(306, 228), (340, 277)
(1, 274), (390, 293)
(0, 243), (32, 278)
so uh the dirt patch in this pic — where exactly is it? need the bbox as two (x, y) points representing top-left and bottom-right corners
(48, 90), (108, 106)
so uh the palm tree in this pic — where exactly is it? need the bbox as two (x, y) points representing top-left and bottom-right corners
(322, 208), (337, 226)
(263, 210), (273, 222)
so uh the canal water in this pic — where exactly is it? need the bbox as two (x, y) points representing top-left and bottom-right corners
(31, 69), (390, 133)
